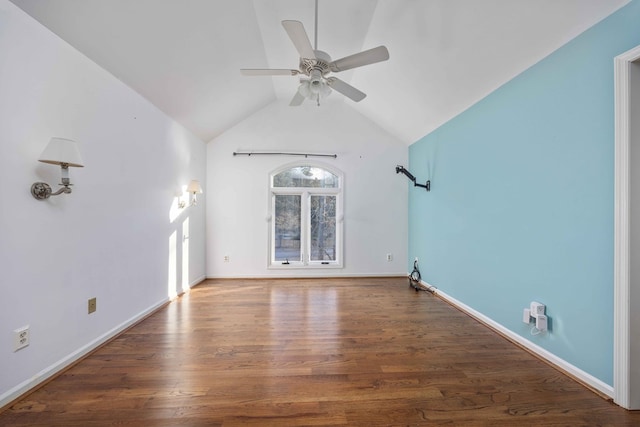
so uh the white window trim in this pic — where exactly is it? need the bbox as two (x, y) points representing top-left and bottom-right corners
(268, 162), (344, 269)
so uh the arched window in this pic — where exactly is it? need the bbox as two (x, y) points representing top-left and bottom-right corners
(269, 164), (343, 268)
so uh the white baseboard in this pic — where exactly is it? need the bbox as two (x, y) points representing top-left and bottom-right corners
(190, 275), (206, 287)
(4, 278), (611, 410)
(426, 281), (614, 398)
(0, 297), (169, 409)
(205, 273), (407, 279)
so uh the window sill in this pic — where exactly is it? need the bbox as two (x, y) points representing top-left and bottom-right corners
(268, 263), (343, 269)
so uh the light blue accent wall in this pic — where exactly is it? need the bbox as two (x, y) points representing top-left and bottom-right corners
(408, 0), (640, 386)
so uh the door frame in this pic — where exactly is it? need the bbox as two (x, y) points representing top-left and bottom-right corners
(614, 43), (640, 409)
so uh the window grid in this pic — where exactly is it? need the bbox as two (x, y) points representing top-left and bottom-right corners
(269, 165), (343, 269)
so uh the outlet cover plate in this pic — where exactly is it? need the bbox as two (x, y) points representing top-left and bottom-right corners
(14, 326), (29, 351)
(88, 297), (97, 314)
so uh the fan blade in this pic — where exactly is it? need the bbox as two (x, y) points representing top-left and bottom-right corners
(329, 46), (389, 72)
(326, 77), (366, 102)
(282, 20), (316, 59)
(241, 69), (299, 76)
(289, 91), (305, 106)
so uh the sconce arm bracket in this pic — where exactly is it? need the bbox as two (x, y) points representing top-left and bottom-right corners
(395, 165), (430, 192)
(31, 182), (72, 200)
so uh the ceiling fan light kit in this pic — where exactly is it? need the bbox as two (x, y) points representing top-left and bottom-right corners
(241, 1), (389, 106)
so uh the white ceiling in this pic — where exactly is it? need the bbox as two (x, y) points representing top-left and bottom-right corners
(9, 0), (629, 144)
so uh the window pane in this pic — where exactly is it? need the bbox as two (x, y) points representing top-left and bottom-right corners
(273, 166), (338, 188)
(310, 195), (336, 261)
(274, 195), (301, 262)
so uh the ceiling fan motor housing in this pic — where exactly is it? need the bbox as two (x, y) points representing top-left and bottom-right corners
(300, 50), (332, 80)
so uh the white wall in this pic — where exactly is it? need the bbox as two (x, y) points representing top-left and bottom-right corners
(0, 0), (206, 406)
(206, 100), (408, 278)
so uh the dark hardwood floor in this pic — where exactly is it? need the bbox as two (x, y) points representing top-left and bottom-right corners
(1, 277), (638, 426)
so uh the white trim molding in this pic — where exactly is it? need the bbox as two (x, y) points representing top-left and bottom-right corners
(430, 284), (614, 398)
(614, 43), (640, 410)
(0, 297), (169, 410)
(205, 273), (407, 280)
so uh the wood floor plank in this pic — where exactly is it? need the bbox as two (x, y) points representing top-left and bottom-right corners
(1, 277), (639, 426)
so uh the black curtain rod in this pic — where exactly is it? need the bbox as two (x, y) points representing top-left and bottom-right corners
(233, 151), (337, 159)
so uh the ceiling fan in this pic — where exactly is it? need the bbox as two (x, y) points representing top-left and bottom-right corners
(241, 0), (389, 106)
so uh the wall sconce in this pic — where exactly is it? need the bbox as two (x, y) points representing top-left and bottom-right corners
(31, 137), (84, 200)
(179, 179), (203, 208)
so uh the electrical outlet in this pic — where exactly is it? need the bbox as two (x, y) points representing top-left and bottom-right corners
(224, 255), (230, 262)
(14, 326), (29, 351)
(386, 253), (393, 261)
(530, 302), (545, 318)
(535, 314), (548, 332)
(88, 297), (97, 314)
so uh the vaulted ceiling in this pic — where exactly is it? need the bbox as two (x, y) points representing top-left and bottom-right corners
(10, 0), (629, 144)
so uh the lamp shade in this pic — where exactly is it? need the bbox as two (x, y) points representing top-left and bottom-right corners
(297, 80), (331, 100)
(187, 179), (203, 194)
(38, 137), (84, 167)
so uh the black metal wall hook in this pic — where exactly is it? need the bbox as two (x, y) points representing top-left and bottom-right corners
(395, 165), (430, 191)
